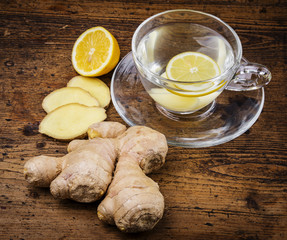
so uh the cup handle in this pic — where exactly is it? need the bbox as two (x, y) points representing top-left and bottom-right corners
(225, 57), (272, 91)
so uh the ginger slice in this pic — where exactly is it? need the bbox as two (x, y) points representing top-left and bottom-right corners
(39, 103), (106, 140)
(67, 76), (110, 108)
(42, 87), (100, 113)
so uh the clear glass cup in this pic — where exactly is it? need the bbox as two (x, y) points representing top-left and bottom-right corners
(132, 9), (271, 119)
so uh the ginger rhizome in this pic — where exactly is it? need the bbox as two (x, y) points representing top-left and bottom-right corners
(24, 122), (125, 202)
(88, 121), (127, 139)
(96, 126), (168, 232)
(24, 121), (168, 232)
(24, 138), (117, 203)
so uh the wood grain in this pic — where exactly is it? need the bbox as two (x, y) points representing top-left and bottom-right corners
(0, 0), (286, 239)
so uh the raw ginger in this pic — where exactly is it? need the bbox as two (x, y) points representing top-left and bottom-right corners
(67, 76), (111, 108)
(39, 75), (111, 141)
(24, 123), (123, 202)
(95, 125), (168, 232)
(24, 121), (168, 232)
(42, 87), (100, 113)
(88, 121), (127, 139)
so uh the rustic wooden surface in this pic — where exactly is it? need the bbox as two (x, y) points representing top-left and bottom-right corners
(0, 0), (286, 239)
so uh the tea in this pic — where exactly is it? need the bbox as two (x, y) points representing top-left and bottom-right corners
(137, 23), (235, 112)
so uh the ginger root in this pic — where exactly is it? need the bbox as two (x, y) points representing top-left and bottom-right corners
(24, 123), (123, 202)
(96, 126), (168, 232)
(50, 138), (116, 202)
(88, 121), (127, 139)
(24, 122), (168, 232)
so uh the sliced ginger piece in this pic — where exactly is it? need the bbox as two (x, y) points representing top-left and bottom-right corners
(42, 87), (100, 113)
(39, 103), (106, 140)
(67, 76), (110, 108)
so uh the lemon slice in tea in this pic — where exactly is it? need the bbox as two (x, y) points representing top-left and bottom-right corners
(166, 52), (221, 97)
(149, 88), (199, 112)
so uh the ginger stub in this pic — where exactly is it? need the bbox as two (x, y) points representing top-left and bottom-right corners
(24, 122), (168, 232)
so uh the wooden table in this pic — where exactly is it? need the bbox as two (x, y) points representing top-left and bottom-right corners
(1, 1), (286, 239)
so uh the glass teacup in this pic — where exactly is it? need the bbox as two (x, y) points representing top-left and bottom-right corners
(132, 9), (271, 119)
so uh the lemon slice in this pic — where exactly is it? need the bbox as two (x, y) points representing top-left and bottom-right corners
(162, 71), (213, 91)
(167, 80), (226, 97)
(149, 88), (198, 112)
(166, 51), (220, 81)
(162, 70), (214, 90)
(72, 26), (120, 77)
(160, 71), (225, 97)
(165, 52), (222, 97)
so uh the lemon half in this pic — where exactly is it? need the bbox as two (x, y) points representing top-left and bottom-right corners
(72, 27), (120, 77)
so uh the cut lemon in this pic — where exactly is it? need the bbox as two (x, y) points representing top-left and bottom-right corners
(165, 52), (223, 97)
(160, 71), (226, 97)
(149, 88), (198, 112)
(72, 26), (120, 77)
(166, 51), (220, 82)
(167, 80), (226, 97)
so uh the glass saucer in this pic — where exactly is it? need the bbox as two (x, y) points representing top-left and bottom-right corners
(111, 52), (265, 148)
